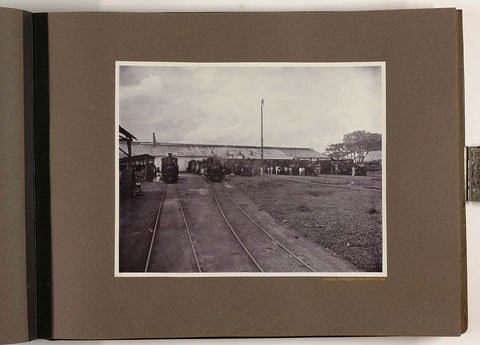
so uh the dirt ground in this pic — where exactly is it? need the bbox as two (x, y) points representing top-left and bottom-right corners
(224, 174), (383, 272)
(119, 174), (361, 273)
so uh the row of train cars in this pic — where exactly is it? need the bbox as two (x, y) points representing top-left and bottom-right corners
(125, 153), (225, 184)
(120, 153), (374, 198)
(160, 154), (370, 184)
(162, 155), (224, 183)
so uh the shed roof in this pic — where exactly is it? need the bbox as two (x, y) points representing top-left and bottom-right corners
(119, 142), (329, 160)
(364, 150), (382, 162)
(119, 153), (155, 163)
(119, 126), (137, 140)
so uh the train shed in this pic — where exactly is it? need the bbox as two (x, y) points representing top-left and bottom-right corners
(119, 142), (329, 172)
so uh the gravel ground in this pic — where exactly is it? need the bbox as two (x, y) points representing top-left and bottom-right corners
(119, 181), (164, 272)
(225, 174), (383, 272)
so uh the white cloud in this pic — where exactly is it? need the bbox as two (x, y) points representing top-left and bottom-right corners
(119, 64), (383, 152)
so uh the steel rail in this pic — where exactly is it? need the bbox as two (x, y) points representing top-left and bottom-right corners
(174, 184), (202, 272)
(144, 183), (168, 272)
(222, 185), (315, 272)
(267, 175), (382, 192)
(211, 185), (264, 272)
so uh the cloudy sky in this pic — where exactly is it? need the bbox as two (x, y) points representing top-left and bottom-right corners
(118, 63), (383, 153)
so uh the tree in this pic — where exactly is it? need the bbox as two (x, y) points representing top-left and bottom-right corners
(325, 143), (347, 160)
(343, 130), (381, 162)
(325, 130), (381, 163)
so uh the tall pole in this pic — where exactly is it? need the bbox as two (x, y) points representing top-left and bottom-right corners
(261, 99), (264, 175)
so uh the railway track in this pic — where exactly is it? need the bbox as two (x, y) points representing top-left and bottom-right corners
(174, 183), (201, 272)
(211, 184), (263, 272)
(144, 182), (201, 273)
(144, 182), (168, 272)
(211, 183), (315, 272)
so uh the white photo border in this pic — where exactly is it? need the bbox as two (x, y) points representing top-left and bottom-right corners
(114, 61), (387, 278)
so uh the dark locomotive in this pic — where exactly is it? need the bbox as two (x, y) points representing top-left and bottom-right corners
(205, 156), (225, 182)
(161, 153), (179, 183)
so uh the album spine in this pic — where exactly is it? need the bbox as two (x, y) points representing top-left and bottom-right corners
(33, 12), (52, 340)
(23, 10), (37, 341)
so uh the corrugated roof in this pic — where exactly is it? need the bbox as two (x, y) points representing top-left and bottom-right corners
(364, 150), (382, 162)
(278, 148), (328, 159)
(119, 142), (329, 160)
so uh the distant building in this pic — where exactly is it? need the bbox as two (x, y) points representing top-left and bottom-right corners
(364, 150), (382, 163)
(119, 141), (329, 172)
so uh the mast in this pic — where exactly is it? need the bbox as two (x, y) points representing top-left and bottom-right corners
(261, 99), (264, 175)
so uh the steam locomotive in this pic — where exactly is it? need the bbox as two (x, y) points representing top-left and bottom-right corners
(161, 153), (179, 183)
(205, 156), (225, 182)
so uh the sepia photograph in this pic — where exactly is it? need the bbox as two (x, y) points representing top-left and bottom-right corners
(115, 62), (386, 276)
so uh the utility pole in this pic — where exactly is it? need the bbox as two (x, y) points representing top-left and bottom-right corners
(261, 99), (264, 175)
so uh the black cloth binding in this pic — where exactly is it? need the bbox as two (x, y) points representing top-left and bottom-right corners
(33, 12), (51, 340)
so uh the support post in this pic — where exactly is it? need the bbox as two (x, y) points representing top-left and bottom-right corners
(261, 99), (264, 175)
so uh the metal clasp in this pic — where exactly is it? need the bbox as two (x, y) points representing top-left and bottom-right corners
(467, 147), (480, 202)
